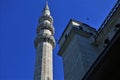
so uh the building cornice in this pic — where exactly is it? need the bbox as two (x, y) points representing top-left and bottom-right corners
(58, 19), (95, 44)
(58, 27), (93, 56)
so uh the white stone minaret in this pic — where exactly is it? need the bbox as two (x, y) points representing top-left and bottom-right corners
(34, 2), (55, 80)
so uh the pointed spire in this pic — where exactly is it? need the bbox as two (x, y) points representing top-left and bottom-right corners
(45, 0), (49, 10)
(42, 0), (50, 16)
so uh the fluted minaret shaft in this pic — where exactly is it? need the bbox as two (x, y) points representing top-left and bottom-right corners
(34, 2), (55, 80)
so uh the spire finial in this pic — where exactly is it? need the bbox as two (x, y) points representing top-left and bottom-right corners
(46, 0), (48, 5)
(44, 0), (49, 10)
(42, 0), (50, 16)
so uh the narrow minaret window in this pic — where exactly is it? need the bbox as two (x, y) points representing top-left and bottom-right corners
(34, 1), (55, 80)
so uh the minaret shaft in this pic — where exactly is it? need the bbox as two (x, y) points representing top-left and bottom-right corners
(41, 42), (53, 80)
(34, 2), (55, 80)
(35, 42), (53, 80)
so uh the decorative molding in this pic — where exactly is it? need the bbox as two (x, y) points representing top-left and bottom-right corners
(39, 15), (53, 24)
(37, 23), (54, 35)
(34, 34), (56, 48)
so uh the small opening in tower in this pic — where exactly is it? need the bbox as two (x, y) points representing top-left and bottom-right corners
(65, 34), (68, 39)
(115, 24), (120, 28)
(104, 38), (109, 44)
(79, 26), (83, 30)
(47, 77), (50, 80)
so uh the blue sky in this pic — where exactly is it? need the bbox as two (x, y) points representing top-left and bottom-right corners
(0, 0), (117, 80)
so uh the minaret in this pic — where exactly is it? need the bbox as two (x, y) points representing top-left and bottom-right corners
(34, 2), (55, 80)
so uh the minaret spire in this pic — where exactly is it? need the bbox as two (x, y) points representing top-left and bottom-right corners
(34, 1), (55, 80)
(42, 0), (50, 16)
(45, 0), (49, 10)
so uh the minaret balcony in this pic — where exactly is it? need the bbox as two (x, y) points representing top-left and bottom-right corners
(37, 23), (54, 35)
(39, 15), (53, 23)
(34, 34), (56, 49)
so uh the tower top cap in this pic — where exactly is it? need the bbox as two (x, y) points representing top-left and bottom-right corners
(43, 1), (49, 11)
(42, 0), (50, 16)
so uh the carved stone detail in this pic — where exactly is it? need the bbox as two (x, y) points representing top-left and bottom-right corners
(39, 15), (53, 23)
(34, 34), (55, 48)
(37, 23), (54, 35)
